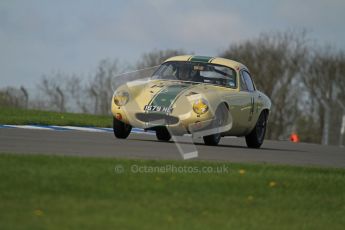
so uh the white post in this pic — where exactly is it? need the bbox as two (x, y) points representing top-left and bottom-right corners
(321, 100), (330, 145)
(339, 114), (345, 147)
(337, 101), (345, 147)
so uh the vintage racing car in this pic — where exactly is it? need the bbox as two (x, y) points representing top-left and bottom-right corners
(111, 55), (271, 148)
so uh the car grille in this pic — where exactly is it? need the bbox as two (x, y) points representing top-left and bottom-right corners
(135, 113), (179, 125)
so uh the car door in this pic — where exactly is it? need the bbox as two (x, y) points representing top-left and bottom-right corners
(237, 70), (256, 132)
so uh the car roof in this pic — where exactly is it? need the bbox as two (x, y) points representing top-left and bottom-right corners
(163, 55), (249, 72)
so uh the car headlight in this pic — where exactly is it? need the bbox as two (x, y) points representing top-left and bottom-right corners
(114, 91), (129, 106)
(193, 98), (209, 114)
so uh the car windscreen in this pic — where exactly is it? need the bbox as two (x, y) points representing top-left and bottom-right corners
(152, 61), (237, 88)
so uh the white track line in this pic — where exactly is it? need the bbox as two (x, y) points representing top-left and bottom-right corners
(4, 125), (54, 131)
(57, 126), (107, 133)
(0, 125), (150, 134)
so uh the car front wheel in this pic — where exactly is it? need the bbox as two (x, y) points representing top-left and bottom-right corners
(245, 111), (267, 148)
(155, 127), (171, 141)
(203, 104), (228, 146)
(113, 117), (132, 139)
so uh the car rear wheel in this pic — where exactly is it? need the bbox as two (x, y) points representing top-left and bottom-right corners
(203, 104), (228, 146)
(113, 117), (132, 139)
(155, 127), (171, 141)
(245, 111), (267, 148)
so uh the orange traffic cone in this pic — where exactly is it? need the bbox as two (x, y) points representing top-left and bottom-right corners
(290, 133), (300, 143)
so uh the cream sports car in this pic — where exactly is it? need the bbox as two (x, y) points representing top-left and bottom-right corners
(111, 55), (271, 148)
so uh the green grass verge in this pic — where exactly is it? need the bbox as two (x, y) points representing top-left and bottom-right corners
(1, 154), (344, 230)
(0, 107), (111, 127)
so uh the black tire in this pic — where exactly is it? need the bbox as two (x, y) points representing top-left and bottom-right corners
(155, 127), (171, 141)
(113, 117), (132, 139)
(245, 111), (267, 148)
(203, 132), (221, 146)
(203, 104), (228, 146)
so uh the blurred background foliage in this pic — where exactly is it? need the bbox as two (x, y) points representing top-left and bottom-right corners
(1, 31), (344, 146)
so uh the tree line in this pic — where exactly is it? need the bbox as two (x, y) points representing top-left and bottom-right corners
(1, 31), (344, 145)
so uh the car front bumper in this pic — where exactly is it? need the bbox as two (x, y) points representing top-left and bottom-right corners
(111, 102), (215, 136)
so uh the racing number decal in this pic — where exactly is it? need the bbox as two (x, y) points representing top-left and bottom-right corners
(144, 105), (172, 113)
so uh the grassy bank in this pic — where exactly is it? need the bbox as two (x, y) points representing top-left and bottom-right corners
(0, 107), (111, 127)
(0, 153), (344, 229)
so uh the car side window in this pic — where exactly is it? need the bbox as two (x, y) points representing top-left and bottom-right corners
(242, 71), (255, 92)
(240, 74), (248, 91)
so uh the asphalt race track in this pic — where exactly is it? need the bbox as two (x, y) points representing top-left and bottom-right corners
(1, 128), (344, 168)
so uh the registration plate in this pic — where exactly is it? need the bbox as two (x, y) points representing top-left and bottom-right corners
(144, 105), (173, 113)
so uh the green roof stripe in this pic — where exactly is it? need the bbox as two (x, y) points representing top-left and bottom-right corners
(190, 56), (214, 63)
